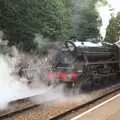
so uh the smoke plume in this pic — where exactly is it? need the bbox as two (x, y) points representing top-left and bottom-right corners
(96, 0), (120, 38)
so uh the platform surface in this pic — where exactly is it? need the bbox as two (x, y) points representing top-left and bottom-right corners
(71, 93), (120, 120)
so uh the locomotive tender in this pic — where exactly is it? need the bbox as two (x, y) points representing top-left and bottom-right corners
(47, 39), (120, 90)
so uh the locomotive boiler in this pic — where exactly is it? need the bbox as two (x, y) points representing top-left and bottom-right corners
(47, 39), (120, 90)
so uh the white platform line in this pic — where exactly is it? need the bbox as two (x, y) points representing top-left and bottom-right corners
(71, 93), (120, 120)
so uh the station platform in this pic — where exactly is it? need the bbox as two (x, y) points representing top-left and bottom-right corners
(71, 93), (120, 120)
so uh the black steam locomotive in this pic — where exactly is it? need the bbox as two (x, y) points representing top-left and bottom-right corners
(47, 39), (120, 90)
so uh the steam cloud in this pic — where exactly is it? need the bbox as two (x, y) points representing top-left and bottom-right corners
(96, 0), (120, 38)
(0, 34), (67, 110)
(70, 0), (91, 37)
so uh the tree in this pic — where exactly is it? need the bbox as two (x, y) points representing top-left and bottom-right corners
(105, 13), (120, 43)
(0, 0), (70, 51)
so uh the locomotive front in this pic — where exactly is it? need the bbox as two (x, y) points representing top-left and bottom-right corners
(47, 40), (83, 88)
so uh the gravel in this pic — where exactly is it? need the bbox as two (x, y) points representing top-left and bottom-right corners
(2, 83), (120, 120)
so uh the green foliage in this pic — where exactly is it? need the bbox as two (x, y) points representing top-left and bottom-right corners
(0, 0), (106, 52)
(105, 13), (120, 43)
(0, 0), (70, 50)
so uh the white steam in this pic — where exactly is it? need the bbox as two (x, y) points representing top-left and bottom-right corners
(70, 0), (91, 37)
(0, 55), (52, 110)
(0, 32), (92, 110)
(0, 39), (66, 110)
(0, 45), (88, 110)
(96, 0), (120, 38)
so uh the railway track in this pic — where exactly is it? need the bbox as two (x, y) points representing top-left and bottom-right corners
(1, 83), (120, 120)
(0, 95), (40, 119)
(0, 91), (55, 120)
(50, 84), (120, 120)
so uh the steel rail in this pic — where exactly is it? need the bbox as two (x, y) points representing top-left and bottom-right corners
(0, 84), (120, 120)
(0, 95), (41, 120)
(50, 84), (120, 120)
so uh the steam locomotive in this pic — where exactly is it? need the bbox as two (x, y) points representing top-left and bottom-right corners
(47, 39), (120, 90)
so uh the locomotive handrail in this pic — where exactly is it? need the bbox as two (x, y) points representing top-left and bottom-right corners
(81, 51), (116, 55)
